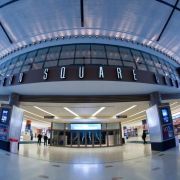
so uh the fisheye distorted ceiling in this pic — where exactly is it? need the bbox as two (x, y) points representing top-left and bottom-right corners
(0, 0), (180, 64)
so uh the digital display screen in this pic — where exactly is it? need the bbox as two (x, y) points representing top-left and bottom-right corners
(161, 108), (170, 124)
(0, 108), (10, 125)
(71, 124), (101, 130)
(162, 125), (174, 140)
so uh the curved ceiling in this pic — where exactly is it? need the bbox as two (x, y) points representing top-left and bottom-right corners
(0, 0), (180, 64)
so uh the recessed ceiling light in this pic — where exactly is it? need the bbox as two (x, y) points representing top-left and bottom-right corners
(92, 107), (105, 117)
(64, 107), (79, 117)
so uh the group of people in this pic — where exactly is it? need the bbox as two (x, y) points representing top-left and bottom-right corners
(37, 134), (48, 146)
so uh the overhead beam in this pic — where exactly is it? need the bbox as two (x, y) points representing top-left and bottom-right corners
(161, 93), (180, 100)
(80, 0), (84, 27)
(19, 94), (150, 103)
(0, 0), (19, 9)
(155, 0), (180, 11)
(0, 22), (13, 44)
(157, 0), (179, 41)
(0, 95), (9, 102)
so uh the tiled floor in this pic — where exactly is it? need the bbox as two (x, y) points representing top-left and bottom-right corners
(19, 143), (152, 163)
(0, 143), (180, 180)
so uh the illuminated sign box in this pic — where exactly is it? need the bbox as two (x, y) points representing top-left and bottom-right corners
(70, 124), (101, 130)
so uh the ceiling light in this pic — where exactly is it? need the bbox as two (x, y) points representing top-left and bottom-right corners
(92, 107), (105, 117)
(34, 106), (57, 117)
(113, 105), (137, 118)
(129, 110), (146, 118)
(22, 109), (44, 119)
(64, 107), (79, 117)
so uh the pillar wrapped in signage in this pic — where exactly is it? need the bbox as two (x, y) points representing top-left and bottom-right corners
(0, 105), (23, 152)
(146, 104), (176, 151)
(0, 105), (11, 151)
(8, 106), (24, 153)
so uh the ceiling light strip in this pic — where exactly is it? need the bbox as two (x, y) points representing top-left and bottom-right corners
(22, 109), (44, 119)
(34, 106), (57, 117)
(114, 105), (137, 117)
(64, 107), (79, 117)
(129, 110), (146, 118)
(92, 107), (105, 117)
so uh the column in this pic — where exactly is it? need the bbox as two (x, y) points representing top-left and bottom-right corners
(146, 92), (176, 151)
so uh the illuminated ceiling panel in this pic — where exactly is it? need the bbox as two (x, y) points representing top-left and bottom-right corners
(0, 0), (179, 64)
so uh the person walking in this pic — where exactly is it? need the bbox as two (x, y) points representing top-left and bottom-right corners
(142, 130), (147, 144)
(37, 133), (42, 146)
(44, 134), (48, 146)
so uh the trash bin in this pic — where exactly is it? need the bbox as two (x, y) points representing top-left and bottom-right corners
(9, 138), (19, 154)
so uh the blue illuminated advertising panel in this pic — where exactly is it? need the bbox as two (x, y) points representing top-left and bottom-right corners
(70, 124), (101, 130)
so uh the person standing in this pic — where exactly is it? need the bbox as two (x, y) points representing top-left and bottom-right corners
(44, 134), (48, 146)
(37, 133), (42, 145)
(142, 130), (147, 144)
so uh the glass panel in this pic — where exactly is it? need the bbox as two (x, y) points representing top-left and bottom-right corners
(91, 45), (106, 58)
(75, 44), (90, 58)
(156, 68), (165, 75)
(123, 61), (136, 68)
(15, 54), (26, 67)
(44, 60), (58, 67)
(8, 58), (18, 70)
(25, 51), (37, 65)
(21, 65), (31, 72)
(131, 50), (145, 64)
(75, 58), (91, 64)
(59, 59), (74, 66)
(152, 56), (165, 75)
(32, 63), (43, 70)
(142, 52), (154, 66)
(6, 70), (13, 77)
(60, 45), (75, 59)
(148, 66), (157, 73)
(91, 58), (107, 65)
(106, 45), (121, 60)
(0, 61), (9, 76)
(119, 47), (133, 61)
(13, 67), (21, 74)
(108, 60), (123, 66)
(137, 64), (147, 71)
(34, 48), (48, 62)
(46, 46), (61, 61)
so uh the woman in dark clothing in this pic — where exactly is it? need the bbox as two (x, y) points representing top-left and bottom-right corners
(37, 133), (42, 145)
(44, 134), (48, 146)
(142, 130), (147, 144)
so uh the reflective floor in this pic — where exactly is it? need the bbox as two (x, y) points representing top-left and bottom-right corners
(19, 143), (152, 163)
(0, 143), (180, 180)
